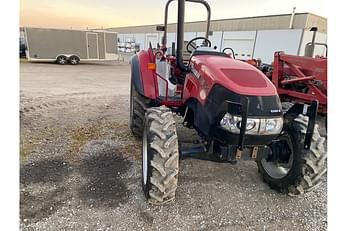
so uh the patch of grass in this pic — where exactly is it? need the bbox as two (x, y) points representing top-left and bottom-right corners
(67, 123), (105, 161)
(21, 119), (141, 163)
(20, 127), (55, 159)
(67, 120), (141, 161)
(107, 121), (141, 160)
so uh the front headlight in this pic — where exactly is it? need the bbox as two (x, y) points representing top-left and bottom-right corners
(220, 114), (260, 135)
(258, 117), (283, 135)
(220, 113), (283, 135)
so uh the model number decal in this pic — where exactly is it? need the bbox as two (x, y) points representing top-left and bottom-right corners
(270, 109), (281, 113)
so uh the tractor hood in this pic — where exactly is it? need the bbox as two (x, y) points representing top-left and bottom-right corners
(191, 55), (277, 96)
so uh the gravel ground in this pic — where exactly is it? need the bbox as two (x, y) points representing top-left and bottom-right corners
(20, 61), (327, 231)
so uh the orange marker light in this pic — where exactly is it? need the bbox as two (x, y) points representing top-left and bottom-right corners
(246, 59), (257, 67)
(147, 63), (156, 70)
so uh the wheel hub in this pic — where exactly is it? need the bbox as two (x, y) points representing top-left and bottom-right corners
(261, 134), (294, 179)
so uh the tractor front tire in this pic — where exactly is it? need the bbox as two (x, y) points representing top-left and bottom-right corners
(129, 85), (151, 138)
(142, 106), (179, 205)
(257, 114), (327, 195)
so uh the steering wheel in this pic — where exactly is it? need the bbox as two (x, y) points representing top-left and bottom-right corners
(222, 47), (235, 59)
(186, 37), (212, 53)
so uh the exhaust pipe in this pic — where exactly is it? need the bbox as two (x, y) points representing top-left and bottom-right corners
(289, 7), (296, 29)
(304, 27), (317, 57)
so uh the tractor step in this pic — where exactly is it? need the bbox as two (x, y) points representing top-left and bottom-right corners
(179, 145), (207, 158)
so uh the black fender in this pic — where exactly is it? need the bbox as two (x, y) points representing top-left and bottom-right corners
(185, 98), (213, 137)
(130, 55), (144, 95)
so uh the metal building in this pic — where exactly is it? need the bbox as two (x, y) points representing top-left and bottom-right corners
(107, 13), (327, 64)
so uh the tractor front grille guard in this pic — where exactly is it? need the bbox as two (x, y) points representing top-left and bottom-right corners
(283, 100), (319, 149)
(225, 98), (250, 152)
(225, 99), (318, 150)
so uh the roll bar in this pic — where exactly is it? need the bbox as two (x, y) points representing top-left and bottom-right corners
(162, 0), (211, 47)
(162, 0), (211, 72)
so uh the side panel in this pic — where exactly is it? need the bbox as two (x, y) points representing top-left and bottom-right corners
(25, 28), (88, 59)
(97, 32), (105, 59)
(253, 29), (302, 64)
(182, 73), (201, 104)
(105, 32), (118, 60)
(87, 33), (99, 59)
(105, 33), (118, 53)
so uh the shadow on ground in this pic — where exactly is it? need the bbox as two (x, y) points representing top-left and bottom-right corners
(77, 140), (132, 208)
(20, 158), (73, 223)
(20, 158), (72, 185)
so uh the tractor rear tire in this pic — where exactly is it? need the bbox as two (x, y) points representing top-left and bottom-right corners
(257, 114), (327, 195)
(142, 106), (179, 205)
(129, 85), (151, 138)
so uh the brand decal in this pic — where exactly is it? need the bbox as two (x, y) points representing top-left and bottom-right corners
(270, 109), (281, 113)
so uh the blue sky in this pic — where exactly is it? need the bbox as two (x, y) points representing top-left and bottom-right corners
(20, 0), (327, 29)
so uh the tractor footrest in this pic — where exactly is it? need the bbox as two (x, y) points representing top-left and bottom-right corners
(179, 145), (207, 158)
(158, 96), (182, 101)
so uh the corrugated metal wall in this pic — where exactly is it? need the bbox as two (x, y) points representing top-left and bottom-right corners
(108, 13), (326, 34)
(111, 13), (327, 63)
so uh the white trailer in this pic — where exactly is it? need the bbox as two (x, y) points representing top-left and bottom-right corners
(23, 27), (118, 65)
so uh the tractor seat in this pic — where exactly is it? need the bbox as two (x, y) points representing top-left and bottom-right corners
(192, 47), (229, 57)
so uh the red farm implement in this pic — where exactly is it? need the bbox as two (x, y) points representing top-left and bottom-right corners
(264, 52), (327, 114)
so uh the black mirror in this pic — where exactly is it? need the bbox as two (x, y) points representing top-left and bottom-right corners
(156, 25), (166, 31)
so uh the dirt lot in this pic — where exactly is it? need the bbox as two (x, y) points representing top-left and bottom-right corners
(20, 61), (327, 230)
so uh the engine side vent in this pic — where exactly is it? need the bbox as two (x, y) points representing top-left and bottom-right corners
(186, 79), (194, 92)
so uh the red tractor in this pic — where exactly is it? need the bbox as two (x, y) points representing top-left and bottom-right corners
(129, 0), (327, 205)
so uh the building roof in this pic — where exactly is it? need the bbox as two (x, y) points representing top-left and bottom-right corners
(107, 13), (327, 34)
